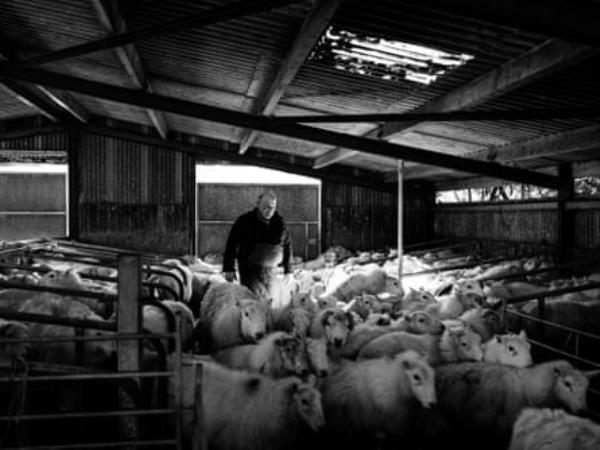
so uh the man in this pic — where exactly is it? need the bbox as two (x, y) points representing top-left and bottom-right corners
(222, 190), (292, 299)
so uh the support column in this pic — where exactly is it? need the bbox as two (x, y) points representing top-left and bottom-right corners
(67, 126), (82, 239)
(557, 163), (574, 262)
(397, 160), (404, 280)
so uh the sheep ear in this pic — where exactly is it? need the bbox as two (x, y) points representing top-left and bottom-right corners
(305, 374), (316, 387)
(346, 311), (355, 330)
(495, 335), (502, 343)
(320, 310), (334, 326)
(519, 329), (528, 340)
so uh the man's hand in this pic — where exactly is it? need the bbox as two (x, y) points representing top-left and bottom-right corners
(224, 271), (237, 283)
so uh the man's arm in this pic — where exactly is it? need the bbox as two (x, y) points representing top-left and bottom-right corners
(222, 217), (242, 273)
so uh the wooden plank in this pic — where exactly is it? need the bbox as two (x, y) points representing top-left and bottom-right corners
(397, 161), (404, 280)
(403, 123), (600, 180)
(238, 0), (341, 154)
(90, 0), (168, 139)
(0, 66), (560, 188)
(117, 253), (141, 372)
(315, 39), (594, 167)
(313, 148), (359, 169)
(557, 163), (574, 262)
(3, 0), (303, 68)
(67, 126), (81, 239)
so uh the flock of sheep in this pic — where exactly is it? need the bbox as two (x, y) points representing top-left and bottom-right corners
(1, 244), (600, 450)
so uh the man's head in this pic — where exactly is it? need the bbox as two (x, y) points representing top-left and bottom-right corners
(257, 190), (277, 220)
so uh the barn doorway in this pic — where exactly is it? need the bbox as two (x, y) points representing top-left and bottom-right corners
(195, 165), (321, 264)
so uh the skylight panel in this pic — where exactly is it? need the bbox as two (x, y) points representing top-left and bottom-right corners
(310, 27), (474, 85)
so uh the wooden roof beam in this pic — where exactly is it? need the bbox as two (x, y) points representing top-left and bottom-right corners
(91, 0), (168, 139)
(1, 0), (303, 68)
(314, 38), (595, 168)
(401, 123), (600, 181)
(0, 52), (88, 123)
(238, 0), (341, 154)
(0, 66), (560, 188)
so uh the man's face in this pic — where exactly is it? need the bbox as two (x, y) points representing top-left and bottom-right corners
(258, 197), (277, 220)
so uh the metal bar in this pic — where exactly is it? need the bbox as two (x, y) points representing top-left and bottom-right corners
(407, 239), (477, 256)
(273, 106), (600, 124)
(0, 67), (560, 188)
(0, 371), (175, 383)
(0, 332), (175, 345)
(479, 255), (600, 282)
(4, 0), (302, 68)
(505, 310), (600, 341)
(0, 310), (116, 331)
(1, 439), (177, 450)
(0, 280), (117, 301)
(502, 281), (600, 306)
(0, 409), (175, 421)
(401, 253), (523, 277)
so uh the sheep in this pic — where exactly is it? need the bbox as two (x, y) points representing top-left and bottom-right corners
(308, 308), (354, 350)
(418, 360), (596, 450)
(459, 306), (503, 342)
(483, 331), (532, 368)
(17, 294), (115, 368)
(325, 268), (403, 303)
(209, 299), (271, 351)
(357, 324), (483, 365)
(305, 337), (329, 377)
(320, 350), (435, 447)
(178, 359), (324, 450)
(200, 282), (260, 323)
(156, 258), (194, 302)
(401, 288), (437, 312)
(0, 318), (30, 361)
(508, 407), (600, 450)
(142, 300), (196, 352)
(338, 310), (444, 360)
(428, 280), (485, 319)
(345, 293), (390, 321)
(213, 331), (309, 378)
(273, 306), (312, 338)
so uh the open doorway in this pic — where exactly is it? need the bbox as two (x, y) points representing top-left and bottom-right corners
(0, 163), (68, 241)
(195, 165), (321, 264)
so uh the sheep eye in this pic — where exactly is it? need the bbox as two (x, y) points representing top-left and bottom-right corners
(412, 375), (422, 384)
(564, 380), (572, 389)
(418, 318), (424, 324)
(301, 398), (309, 407)
(461, 342), (468, 348)
(508, 345), (515, 353)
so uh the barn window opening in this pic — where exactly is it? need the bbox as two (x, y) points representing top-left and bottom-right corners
(436, 183), (558, 204)
(574, 176), (600, 198)
(195, 165), (320, 185)
(0, 163), (68, 240)
(310, 26), (474, 85)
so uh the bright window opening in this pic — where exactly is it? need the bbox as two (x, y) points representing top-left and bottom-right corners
(196, 165), (320, 185)
(310, 26), (474, 85)
(436, 183), (558, 204)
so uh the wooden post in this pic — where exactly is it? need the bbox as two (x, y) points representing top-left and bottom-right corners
(397, 160), (404, 281)
(557, 163), (574, 262)
(117, 253), (142, 444)
(67, 126), (81, 239)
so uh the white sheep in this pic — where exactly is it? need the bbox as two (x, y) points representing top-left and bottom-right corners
(320, 350), (435, 447)
(210, 299), (271, 351)
(200, 282), (260, 323)
(273, 306), (312, 338)
(459, 306), (503, 342)
(308, 308), (354, 350)
(0, 318), (30, 361)
(213, 331), (309, 378)
(357, 324), (483, 365)
(483, 331), (532, 368)
(305, 337), (329, 377)
(418, 360), (596, 450)
(509, 407), (600, 450)
(177, 358), (325, 450)
(338, 310), (444, 360)
(325, 268), (403, 303)
(142, 300), (195, 352)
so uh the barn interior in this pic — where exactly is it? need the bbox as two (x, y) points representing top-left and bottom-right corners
(0, 0), (599, 449)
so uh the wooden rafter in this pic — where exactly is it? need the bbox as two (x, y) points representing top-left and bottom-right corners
(0, 66), (560, 187)
(91, 0), (168, 138)
(2, 0), (303, 68)
(314, 39), (595, 168)
(0, 52), (88, 123)
(402, 123), (600, 180)
(238, 0), (341, 154)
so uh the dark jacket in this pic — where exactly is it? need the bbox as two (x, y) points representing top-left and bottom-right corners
(223, 208), (292, 274)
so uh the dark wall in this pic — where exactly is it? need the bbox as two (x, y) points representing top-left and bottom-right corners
(433, 200), (600, 256)
(76, 131), (196, 255)
(197, 184), (320, 260)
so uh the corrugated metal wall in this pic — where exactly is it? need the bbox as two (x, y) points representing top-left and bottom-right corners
(77, 131), (196, 255)
(197, 184), (320, 261)
(321, 181), (434, 252)
(0, 173), (66, 240)
(434, 201), (600, 253)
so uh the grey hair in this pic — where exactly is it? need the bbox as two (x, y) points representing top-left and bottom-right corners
(257, 190), (277, 203)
